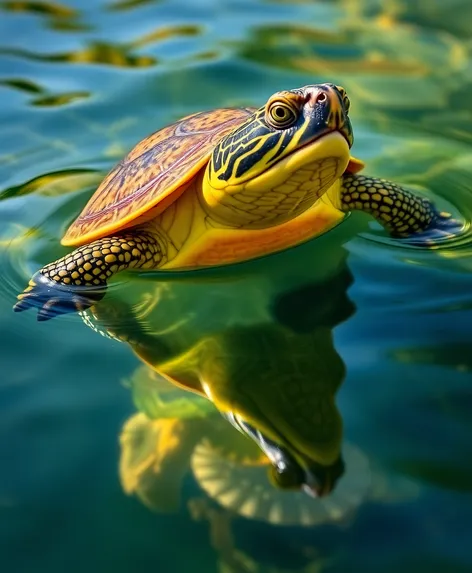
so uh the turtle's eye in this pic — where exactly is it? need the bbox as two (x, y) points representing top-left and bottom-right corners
(266, 100), (298, 129)
(268, 459), (305, 490)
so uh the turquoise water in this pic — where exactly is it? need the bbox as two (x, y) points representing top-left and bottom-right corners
(2, 1), (472, 572)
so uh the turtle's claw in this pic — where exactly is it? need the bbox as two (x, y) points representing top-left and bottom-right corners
(402, 210), (464, 247)
(13, 299), (31, 313)
(14, 272), (106, 321)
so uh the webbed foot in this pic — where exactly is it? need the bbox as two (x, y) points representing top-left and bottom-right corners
(14, 272), (106, 321)
(400, 209), (464, 247)
(13, 230), (165, 321)
(340, 174), (465, 247)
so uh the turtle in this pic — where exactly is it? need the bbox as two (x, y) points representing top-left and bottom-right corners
(13, 82), (460, 321)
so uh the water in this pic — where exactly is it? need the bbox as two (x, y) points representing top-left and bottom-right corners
(1, 1), (472, 572)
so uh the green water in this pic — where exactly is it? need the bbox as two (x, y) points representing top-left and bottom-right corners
(2, 1), (472, 572)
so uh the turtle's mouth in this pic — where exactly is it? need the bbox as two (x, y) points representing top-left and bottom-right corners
(286, 126), (352, 168)
(310, 121), (352, 150)
(223, 412), (344, 497)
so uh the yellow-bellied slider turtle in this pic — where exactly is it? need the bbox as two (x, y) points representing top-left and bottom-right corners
(14, 83), (459, 320)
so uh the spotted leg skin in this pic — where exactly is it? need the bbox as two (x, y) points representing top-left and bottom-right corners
(14, 228), (165, 321)
(340, 173), (462, 243)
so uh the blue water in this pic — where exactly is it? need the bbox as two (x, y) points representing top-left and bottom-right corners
(1, 1), (472, 572)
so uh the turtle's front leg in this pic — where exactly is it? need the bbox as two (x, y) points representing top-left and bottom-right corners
(339, 173), (462, 244)
(14, 228), (165, 321)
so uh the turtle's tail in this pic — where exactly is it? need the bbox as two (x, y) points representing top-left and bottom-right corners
(14, 229), (164, 321)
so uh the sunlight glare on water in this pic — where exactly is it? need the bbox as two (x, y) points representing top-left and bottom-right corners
(1, 1), (472, 572)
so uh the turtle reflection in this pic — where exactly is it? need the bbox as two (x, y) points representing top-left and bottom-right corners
(87, 261), (356, 500)
(83, 250), (419, 571)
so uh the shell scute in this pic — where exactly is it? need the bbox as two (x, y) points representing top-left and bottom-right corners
(62, 107), (254, 246)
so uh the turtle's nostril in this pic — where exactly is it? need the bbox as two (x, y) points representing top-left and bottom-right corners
(316, 92), (328, 104)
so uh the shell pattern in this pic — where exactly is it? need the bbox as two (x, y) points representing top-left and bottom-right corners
(62, 107), (254, 246)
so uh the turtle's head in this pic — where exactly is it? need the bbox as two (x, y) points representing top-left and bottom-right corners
(223, 412), (345, 497)
(202, 83), (353, 228)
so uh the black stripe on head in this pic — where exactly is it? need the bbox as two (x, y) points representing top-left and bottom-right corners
(234, 132), (281, 178)
(217, 132), (268, 181)
(212, 108), (279, 181)
(266, 128), (296, 165)
(212, 147), (223, 172)
(222, 137), (263, 179)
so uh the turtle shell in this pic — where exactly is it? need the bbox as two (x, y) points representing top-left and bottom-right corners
(61, 107), (254, 247)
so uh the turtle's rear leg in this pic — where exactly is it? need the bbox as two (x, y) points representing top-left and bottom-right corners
(14, 229), (165, 321)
